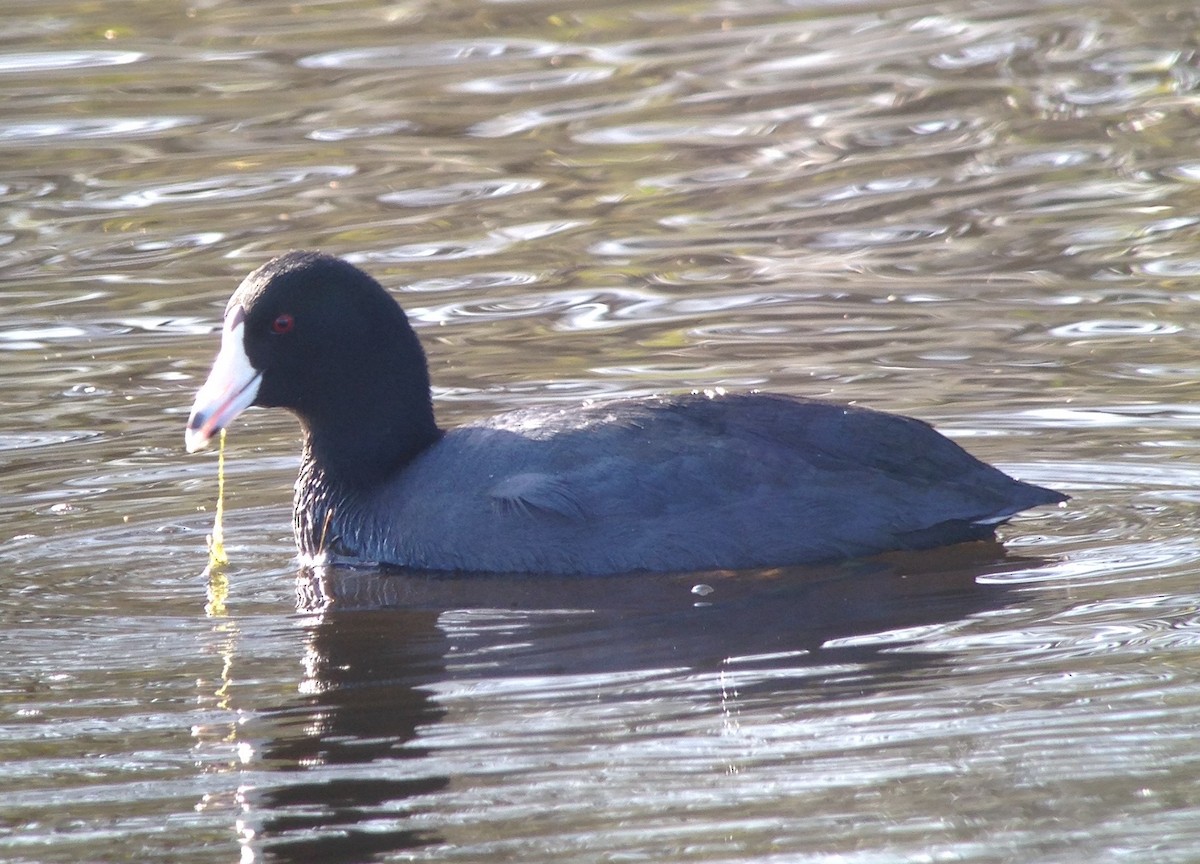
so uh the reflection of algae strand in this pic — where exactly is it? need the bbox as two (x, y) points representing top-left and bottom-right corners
(205, 565), (229, 619)
(204, 430), (230, 617)
(207, 429), (229, 568)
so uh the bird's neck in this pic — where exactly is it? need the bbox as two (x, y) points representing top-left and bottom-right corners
(286, 320), (443, 557)
(301, 401), (441, 488)
(291, 334), (443, 489)
(292, 417), (442, 561)
(294, 446), (345, 560)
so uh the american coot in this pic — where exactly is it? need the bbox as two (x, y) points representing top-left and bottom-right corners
(185, 251), (1066, 575)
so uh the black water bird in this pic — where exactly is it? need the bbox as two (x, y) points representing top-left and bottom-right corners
(186, 251), (1065, 574)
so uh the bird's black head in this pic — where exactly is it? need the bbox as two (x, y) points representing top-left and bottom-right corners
(187, 251), (441, 486)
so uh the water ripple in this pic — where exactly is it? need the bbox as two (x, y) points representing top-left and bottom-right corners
(455, 66), (616, 94)
(307, 121), (417, 142)
(0, 116), (200, 143)
(1049, 319), (1183, 338)
(931, 38), (1037, 70)
(379, 178), (544, 208)
(575, 120), (778, 146)
(0, 51), (144, 73)
(299, 39), (564, 70)
(992, 540), (1200, 587)
(1139, 257), (1200, 278)
(813, 224), (950, 249)
(405, 271), (542, 294)
(469, 84), (677, 138)
(67, 166), (357, 210)
(0, 431), (101, 452)
(348, 220), (588, 263)
(411, 287), (803, 332)
(1160, 162), (1200, 183)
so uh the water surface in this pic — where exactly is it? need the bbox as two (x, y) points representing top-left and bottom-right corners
(3, 0), (1200, 861)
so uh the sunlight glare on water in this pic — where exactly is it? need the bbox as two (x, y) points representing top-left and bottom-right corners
(3, 0), (1200, 861)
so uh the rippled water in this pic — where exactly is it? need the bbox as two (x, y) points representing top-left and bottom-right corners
(4, 0), (1200, 861)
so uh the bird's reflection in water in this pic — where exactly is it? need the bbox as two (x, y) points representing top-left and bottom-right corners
(247, 542), (1040, 863)
(251, 605), (450, 863)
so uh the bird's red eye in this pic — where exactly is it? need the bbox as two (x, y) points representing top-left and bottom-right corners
(271, 313), (295, 334)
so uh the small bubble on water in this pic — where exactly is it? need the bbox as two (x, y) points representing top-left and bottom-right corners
(691, 583), (714, 596)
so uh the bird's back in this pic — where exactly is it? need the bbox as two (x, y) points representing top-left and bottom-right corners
(342, 392), (1062, 575)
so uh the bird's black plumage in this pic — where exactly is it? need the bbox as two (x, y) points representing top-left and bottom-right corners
(186, 251), (1066, 575)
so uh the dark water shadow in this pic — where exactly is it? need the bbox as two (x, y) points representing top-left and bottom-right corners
(248, 542), (1044, 863)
